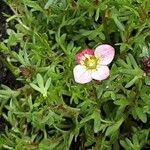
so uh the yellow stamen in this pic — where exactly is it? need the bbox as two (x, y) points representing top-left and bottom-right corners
(83, 55), (99, 71)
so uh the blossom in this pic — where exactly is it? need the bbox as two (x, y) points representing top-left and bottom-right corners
(73, 44), (115, 84)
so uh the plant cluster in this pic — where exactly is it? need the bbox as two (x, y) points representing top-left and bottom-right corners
(0, 0), (150, 149)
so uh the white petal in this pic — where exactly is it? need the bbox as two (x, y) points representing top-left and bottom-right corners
(91, 66), (110, 81)
(73, 65), (92, 84)
(94, 44), (115, 65)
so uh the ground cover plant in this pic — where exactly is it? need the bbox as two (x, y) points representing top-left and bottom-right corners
(0, 0), (150, 149)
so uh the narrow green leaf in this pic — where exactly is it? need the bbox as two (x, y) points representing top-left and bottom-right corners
(93, 111), (101, 133)
(112, 15), (125, 31)
(45, 78), (51, 91)
(105, 117), (124, 136)
(23, 0), (43, 12)
(128, 53), (138, 68)
(30, 83), (41, 93)
(44, 0), (55, 9)
(125, 76), (139, 88)
(145, 76), (150, 85)
(95, 8), (100, 21)
(135, 107), (147, 123)
(37, 74), (45, 90)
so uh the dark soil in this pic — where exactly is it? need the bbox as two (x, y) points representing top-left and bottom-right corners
(0, 0), (23, 89)
(0, 0), (23, 134)
(0, 0), (13, 41)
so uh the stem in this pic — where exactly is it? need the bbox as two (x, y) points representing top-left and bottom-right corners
(102, 11), (111, 43)
(7, 5), (30, 31)
(0, 55), (19, 77)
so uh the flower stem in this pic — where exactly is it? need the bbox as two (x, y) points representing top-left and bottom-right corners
(102, 11), (111, 43)
(0, 55), (20, 77)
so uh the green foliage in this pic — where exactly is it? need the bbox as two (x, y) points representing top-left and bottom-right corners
(0, 0), (150, 149)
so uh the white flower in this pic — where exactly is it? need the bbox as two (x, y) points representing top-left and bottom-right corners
(73, 44), (115, 84)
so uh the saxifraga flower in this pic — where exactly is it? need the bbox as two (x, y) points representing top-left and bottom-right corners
(73, 44), (115, 84)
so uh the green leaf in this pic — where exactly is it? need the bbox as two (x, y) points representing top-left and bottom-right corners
(37, 74), (45, 91)
(145, 76), (150, 85)
(125, 76), (139, 88)
(45, 78), (51, 91)
(140, 45), (150, 57)
(112, 15), (125, 31)
(23, 0), (43, 12)
(30, 83), (41, 92)
(93, 111), (101, 133)
(105, 117), (124, 136)
(128, 53), (138, 69)
(44, 0), (55, 9)
(135, 107), (147, 123)
(39, 138), (62, 150)
(80, 115), (93, 125)
(95, 8), (100, 21)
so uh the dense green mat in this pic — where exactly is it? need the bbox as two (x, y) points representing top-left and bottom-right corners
(0, 0), (150, 149)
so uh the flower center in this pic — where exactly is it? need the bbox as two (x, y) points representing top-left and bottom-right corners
(83, 56), (99, 70)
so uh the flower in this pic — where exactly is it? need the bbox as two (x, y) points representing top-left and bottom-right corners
(73, 44), (115, 84)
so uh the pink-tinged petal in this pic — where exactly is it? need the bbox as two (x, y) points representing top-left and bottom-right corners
(76, 48), (94, 64)
(76, 53), (85, 64)
(73, 65), (92, 84)
(91, 66), (110, 81)
(82, 48), (94, 55)
(94, 44), (115, 65)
